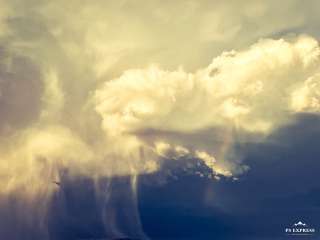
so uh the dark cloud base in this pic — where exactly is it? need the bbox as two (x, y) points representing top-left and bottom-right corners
(1, 114), (320, 240)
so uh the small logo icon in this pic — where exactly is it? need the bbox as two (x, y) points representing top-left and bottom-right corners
(293, 221), (307, 227)
(285, 220), (316, 236)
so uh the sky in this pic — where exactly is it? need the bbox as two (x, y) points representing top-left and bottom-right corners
(0, 0), (320, 239)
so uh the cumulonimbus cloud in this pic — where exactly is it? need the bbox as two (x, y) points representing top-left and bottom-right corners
(94, 35), (320, 177)
(1, 1), (320, 238)
(0, 0), (320, 203)
(0, 33), (319, 203)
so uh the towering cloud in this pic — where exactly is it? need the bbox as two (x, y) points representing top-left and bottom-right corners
(1, 33), (320, 195)
(94, 35), (320, 177)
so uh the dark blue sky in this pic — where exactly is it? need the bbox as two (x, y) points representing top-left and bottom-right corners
(137, 114), (320, 240)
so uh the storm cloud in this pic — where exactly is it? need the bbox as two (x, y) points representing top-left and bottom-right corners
(1, 0), (320, 239)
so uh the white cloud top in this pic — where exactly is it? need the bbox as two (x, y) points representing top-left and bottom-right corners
(95, 35), (320, 177)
